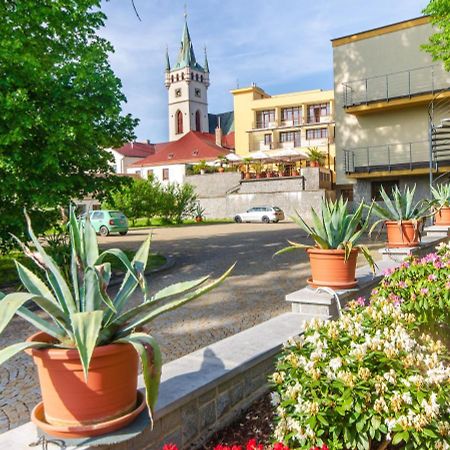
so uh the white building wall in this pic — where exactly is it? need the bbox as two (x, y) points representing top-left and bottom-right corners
(127, 164), (186, 185)
(106, 149), (142, 174)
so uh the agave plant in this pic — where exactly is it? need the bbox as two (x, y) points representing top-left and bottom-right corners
(369, 185), (431, 234)
(431, 183), (450, 208)
(0, 209), (233, 422)
(275, 198), (375, 271)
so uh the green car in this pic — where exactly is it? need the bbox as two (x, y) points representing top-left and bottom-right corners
(82, 210), (129, 236)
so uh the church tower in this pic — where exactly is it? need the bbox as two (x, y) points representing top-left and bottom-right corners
(165, 15), (210, 141)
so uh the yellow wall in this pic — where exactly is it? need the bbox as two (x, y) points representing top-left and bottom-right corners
(231, 86), (335, 171)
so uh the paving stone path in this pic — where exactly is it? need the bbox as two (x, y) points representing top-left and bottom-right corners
(0, 222), (383, 434)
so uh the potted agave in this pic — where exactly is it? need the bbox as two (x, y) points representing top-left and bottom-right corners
(431, 183), (450, 225)
(0, 210), (232, 438)
(370, 185), (430, 247)
(276, 198), (375, 289)
(193, 203), (205, 223)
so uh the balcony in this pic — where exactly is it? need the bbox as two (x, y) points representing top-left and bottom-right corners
(343, 140), (450, 177)
(342, 65), (450, 115)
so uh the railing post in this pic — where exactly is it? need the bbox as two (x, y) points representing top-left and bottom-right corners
(387, 145), (391, 171)
(386, 75), (389, 101)
(409, 143), (413, 170)
(352, 152), (355, 172)
(366, 147), (370, 172)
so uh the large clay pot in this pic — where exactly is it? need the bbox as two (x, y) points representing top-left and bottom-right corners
(385, 220), (421, 247)
(218, 167), (225, 173)
(307, 248), (358, 289)
(26, 332), (139, 434)
(245, 172), (251, 179)
(435, 206), (450, 225)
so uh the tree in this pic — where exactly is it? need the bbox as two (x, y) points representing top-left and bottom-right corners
(172, 183), (198, 223)
(0, 0), (137, 251)
(423, 0), (450, 71)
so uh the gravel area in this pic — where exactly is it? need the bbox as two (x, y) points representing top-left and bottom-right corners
(0, 222), (384, 434)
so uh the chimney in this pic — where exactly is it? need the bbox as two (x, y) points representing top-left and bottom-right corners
(146, 139), (151, 144)
(215, 117), (222, 147)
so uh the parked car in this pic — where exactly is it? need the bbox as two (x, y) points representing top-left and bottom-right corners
(234, 206), (285, 224)
(81, 210), (129, 236)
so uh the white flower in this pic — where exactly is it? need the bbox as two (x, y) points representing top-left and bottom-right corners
(401, 392), (413, 405)
(329, 356), (342, 371)
(270, 391), (281, 406)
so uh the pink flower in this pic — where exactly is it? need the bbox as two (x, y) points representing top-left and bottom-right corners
(420, 287), (429, 295)
(397, 280), (407, 288)
(355, 296), (365, 306)
(428, 274), (437, 281)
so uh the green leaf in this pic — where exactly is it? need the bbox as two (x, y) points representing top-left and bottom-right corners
(113, 264), (235, 338)
(83, 215), (99, 267)
(392, 431), (409, 445)
(0, 292), (40, 335)
(70, 311), (103, 381)
(84, 266), (101, 312)
(0, 341), (49, 366)
(14, 260), (58, 305)
(23, 210), (76, 314)
(115, 332), (162, 429)
(16, 307), (65, 340)
(150, 275), (209, 302)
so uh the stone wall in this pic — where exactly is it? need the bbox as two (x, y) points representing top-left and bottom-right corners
(185, 173), (241, 197)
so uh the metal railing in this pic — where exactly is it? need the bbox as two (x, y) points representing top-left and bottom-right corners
(342, 140), (445, 173)
(342, 65), (450, 108)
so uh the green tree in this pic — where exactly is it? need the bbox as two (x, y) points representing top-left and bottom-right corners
(0, 0), (137, 251)
(172, 183), (198, 223)
(423, 0), (450, 71)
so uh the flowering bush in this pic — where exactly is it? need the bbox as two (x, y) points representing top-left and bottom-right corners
(376, 242), (450, 338)
(272, 296), (450, 449)
(162, 439), (295, 450)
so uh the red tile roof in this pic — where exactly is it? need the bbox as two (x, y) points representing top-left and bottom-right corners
(113, 141), (156, 158)
(132, 131), (230, 167)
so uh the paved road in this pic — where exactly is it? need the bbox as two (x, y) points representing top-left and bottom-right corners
(0, 222), (383, 434)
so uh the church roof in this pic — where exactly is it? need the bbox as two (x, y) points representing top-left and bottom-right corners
(132, 131), (229, 167)
(173, 18), (205, 72)
(208, 111), (235, 135)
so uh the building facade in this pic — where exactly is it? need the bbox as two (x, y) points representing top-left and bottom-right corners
(231, 85), (335, 171)
(332, 16), (450, 202)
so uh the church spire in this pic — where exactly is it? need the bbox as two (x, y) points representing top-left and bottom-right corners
(173, 13), (205, 72)
(165, 45), (171, 72)
(204, 46), (209, 73)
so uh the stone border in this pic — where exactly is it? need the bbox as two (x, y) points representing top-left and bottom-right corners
(0, 312), (312, 450)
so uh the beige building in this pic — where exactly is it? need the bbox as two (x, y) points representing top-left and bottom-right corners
(231, 85), (335, 172)
(332, 16), (450, 201)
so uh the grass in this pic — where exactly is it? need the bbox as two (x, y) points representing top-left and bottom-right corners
(129, 217), (233, 228)
(0, 250), (166, 288)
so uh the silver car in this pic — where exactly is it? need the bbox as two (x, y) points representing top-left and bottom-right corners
(234, 206), (285, 224)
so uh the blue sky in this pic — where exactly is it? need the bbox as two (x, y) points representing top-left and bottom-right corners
(100, 0), (427, 142)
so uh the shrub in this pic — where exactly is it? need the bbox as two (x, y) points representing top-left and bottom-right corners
(376, 242), (450, 341)
(272, 296), (450, 449)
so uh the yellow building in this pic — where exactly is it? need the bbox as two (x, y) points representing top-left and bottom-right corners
(231, 85), (335, 172)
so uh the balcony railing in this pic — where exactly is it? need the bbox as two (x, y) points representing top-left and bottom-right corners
(342, 65), (450, 108)
(343, 140), (450, 174)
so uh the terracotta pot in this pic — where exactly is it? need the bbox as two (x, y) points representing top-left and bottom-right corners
(435, 206), (450, 225)
(218, 167), (225, 173)
(245, 172), (251, 179)
(385, 220), (421, 248)
(307, 248), (358, 289)
(310, 161), (319, 168)
(26, 332), (139, 431)
(195, 216), (203, 222)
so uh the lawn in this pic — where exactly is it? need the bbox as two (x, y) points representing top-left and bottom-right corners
(129, 217), (233, 228)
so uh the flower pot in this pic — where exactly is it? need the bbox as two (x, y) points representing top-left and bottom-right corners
(310, 161), (319, 168)
(385, 220), (421, 248)
(245, 172), (251, 179)
(195, 216), (203, 222)
(435, 206), (450, 225)
(26, 331), (140, 437)
(218, 167), (225, 173)
(307, 248), (358, 289)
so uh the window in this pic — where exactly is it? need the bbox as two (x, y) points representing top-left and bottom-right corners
(195, 88), (201, 97)
(147, 169), (154, 178)
(91, 212), (104, 220)
(171, 75), (174, 83)
(195, 110), (201, 132)
(264, 134), (272, 146)
(371, 180), (399, 201)
(162, 168), (169, 180)
(281, 107), (302, 125)
(307, 103), (330, 123)
(201, 75), (204, 82)
(176, 74), (179, 81)
(280, 131), (301, 145)
(176, 110), (183, 134)
(175, 88), (182, 97)
(195, 73), (199, 81)
(181, 73), (184, 80)
(256, 109), (275, 128)
(306, 128), (328, 140)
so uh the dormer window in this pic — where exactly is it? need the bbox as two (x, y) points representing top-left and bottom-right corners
(193, 149), (199, 156)
(168, 153), (174, 159)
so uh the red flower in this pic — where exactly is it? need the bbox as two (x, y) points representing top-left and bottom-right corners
(163, 445), (178, 450)
(310, 445), (329, 450)
(246, 439), (263, 450)
(273, 443), (290, 450)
